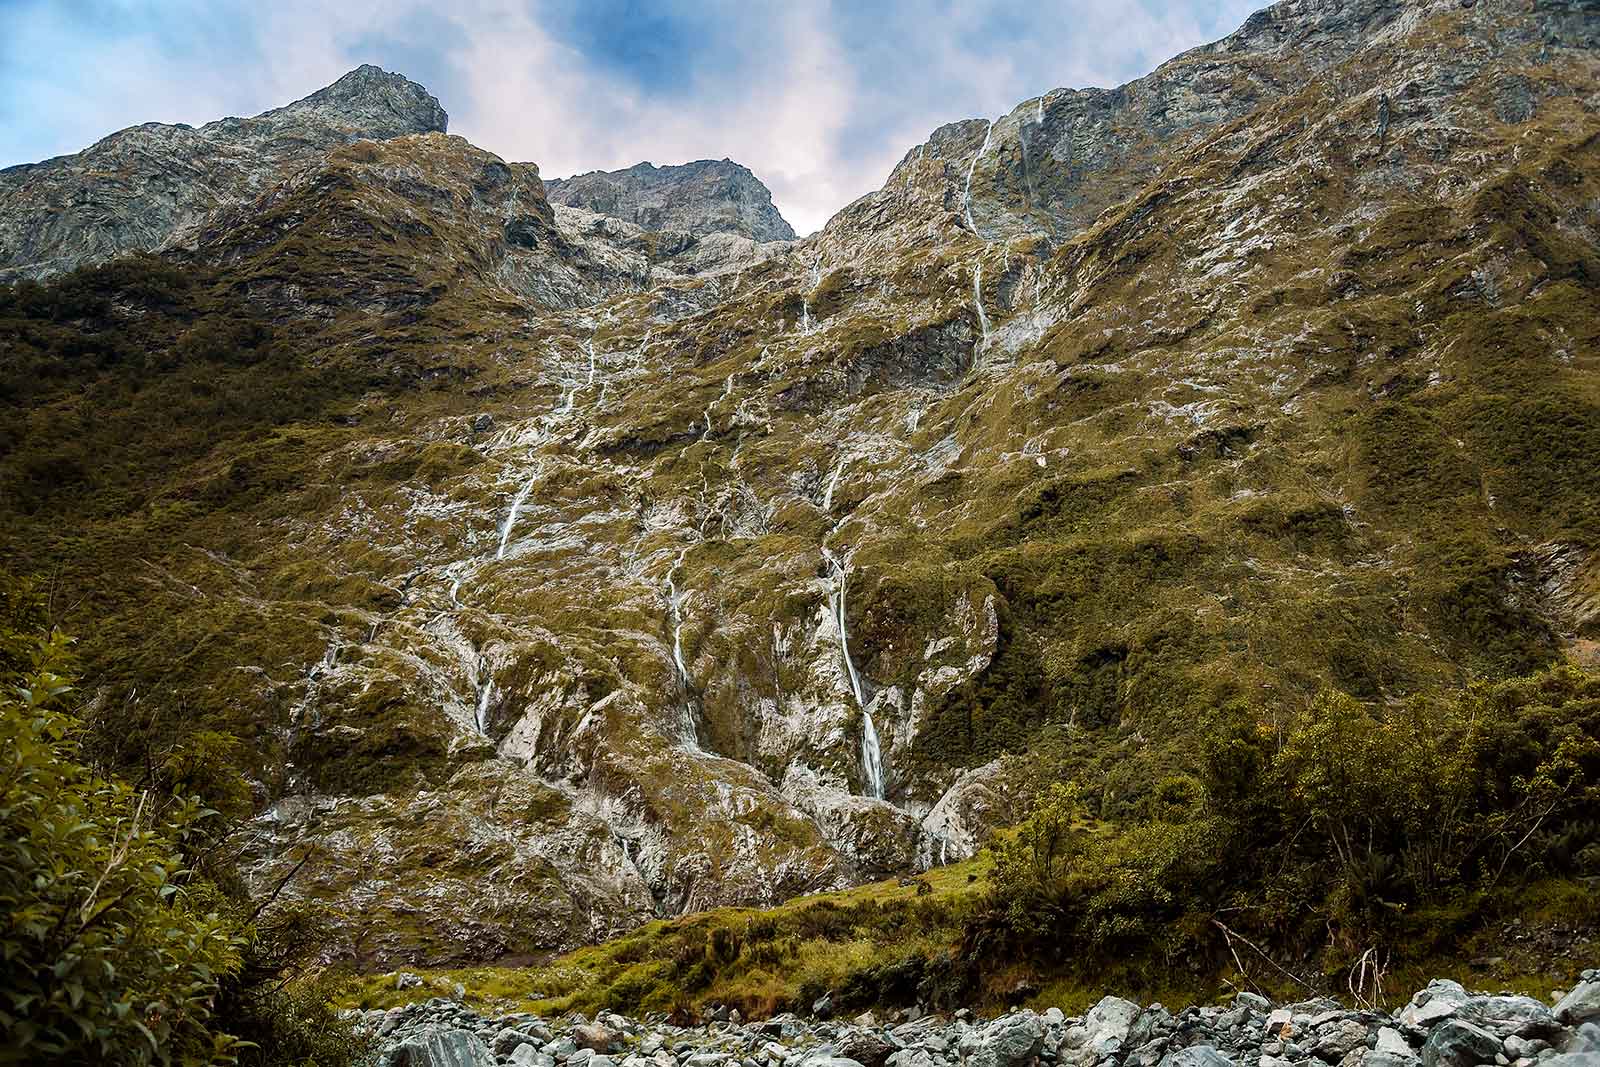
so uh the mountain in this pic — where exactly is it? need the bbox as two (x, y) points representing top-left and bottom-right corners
(1, 0), (1597, 975)
(0, 65), (448, 283)
(545, 159), (798, 242)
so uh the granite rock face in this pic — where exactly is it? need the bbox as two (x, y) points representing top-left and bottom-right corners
(0, 64), (447, 282)
(545, 160), (797, 242)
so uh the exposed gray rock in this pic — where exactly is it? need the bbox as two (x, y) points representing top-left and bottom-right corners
(1402, 982), (1471, 1031)
(1554, 982), (1600, 1028)
(1157, 1048), (1235, 1067)
(1464, 996), (1562, 1040)
(545, 160), (795, 242)
(0, 64), (446, 282)
(970, 1014), (1045, 1067)
(838, 1030), (895, 1067)
(385, 1028), (495, 1067)
(1423, 1019), (1502, 1067)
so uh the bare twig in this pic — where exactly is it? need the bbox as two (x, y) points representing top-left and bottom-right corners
(1213, 919), (1314, 992)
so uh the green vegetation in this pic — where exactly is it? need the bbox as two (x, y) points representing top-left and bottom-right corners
(977, 666), (1600, 997)
(341, 857), (989, 1020)
(353, 667), (1599, 1020)
(0, 574), (369, 1065)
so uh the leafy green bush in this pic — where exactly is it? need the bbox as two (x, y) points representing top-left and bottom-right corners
(1, 581), (246, 1062)
(983, 667), (1600, 980)
(0, 575), (371, 1065)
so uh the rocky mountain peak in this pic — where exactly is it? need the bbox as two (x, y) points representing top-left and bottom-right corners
(544, 158), (797, 242)
(261, 63), (448, 138)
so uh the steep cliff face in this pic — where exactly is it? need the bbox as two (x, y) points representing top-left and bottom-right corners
(545, 160), (798, 241)
(1, 0), (1597, 970)
(0, 65), (449, 283)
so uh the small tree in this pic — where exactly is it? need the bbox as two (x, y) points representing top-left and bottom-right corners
(1, 608), (247, 1063)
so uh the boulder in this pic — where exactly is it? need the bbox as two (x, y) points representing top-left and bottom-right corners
(1401, 982), (1470, 1032)
(1554, 982), (1600, 1027)
(575, 1023), (617, 1052)
(1084, 997), (1143, 1051)
(1458, 995), (1560, 1040)
(814, 994), (836, 1021)
(970, 1014), (1046, 1067)
(1375, 1028), (1418, 1061)
(1312, 1019), (1373, 1061)
(387, 1029), (496, 1067)
(1157, 1047), (1236, 1067)
(838, 1030), (895, 1067)
(1421, 1019), (1501, 1067)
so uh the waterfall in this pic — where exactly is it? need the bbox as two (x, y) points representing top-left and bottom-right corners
(665, 551), (701, 750)
(825, 547), (883, 797)
(861, 708), (885, 800)
(1037, 96), (1045, 125)
(586, 339), (597, 386)
(939, 835), (949, 866)
(496, 478), (535, 560)
(800, 299), (814, 334)
(823, 548), (868, 709)
(972, 262), (990, 348)
(962, 120), (994, 236)
(823, 455), (850, 512)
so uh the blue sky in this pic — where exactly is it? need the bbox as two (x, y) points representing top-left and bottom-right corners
(0, 0), (1261, 234)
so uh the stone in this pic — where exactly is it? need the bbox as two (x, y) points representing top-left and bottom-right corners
(1422, 1019), (1502, 1067)
(497, 1028), (540, 1054)
(971, 1014), (1047, 1067)
(1157, 1047), (1236, 1067)
(510, 1048), (542, 1067)
(1084, 998), (1143, 1051)
(1465, 997), (1563, 1040)
(548, 1039), (579, 1060)
(1553, 982), (1600, 1027)
(839, 1031), (895, 1067)
(1314, 1020), (1374, 1061)
(1266, 1011), (1295, 1038)
(814, 995), (836, 1021)
(387, 1028), (496, 1067)
(575, 1023), (617, 1052)
(1376, 1028), (1418, 1059)
(1402, 982), (1471, 1032)
(1235, 993), (1271, 1015)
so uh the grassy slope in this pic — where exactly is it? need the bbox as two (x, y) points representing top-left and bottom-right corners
(335, 852), (1596, 1020)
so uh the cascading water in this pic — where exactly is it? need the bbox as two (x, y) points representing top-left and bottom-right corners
(823, 548), (867, 708)
(861, 707), (885, 800)
(664, 550), (701, 750)
(586, 338), (597, 386)
(496, 479), (535, 560)
(962, 120), (994, 236)
(972, 263), (990, 348)
(823, 455), (850, 512)
(823, 547), (884, 797)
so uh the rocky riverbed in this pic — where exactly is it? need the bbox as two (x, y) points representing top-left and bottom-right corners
(360, 975), (1600, 1067)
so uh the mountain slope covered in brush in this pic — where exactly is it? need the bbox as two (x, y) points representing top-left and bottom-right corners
(1, 0), (1597, 974)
